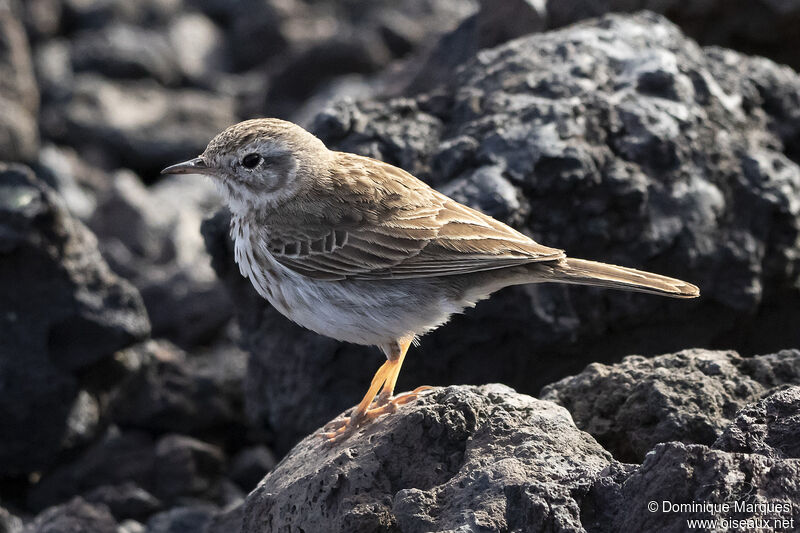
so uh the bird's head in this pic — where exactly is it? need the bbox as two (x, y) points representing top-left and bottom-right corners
(161, 118), (331, 214)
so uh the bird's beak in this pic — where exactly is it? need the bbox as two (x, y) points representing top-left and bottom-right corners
(160, 157), (214, 176)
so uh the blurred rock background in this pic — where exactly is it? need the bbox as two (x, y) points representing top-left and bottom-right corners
(1, 0), (800, 531)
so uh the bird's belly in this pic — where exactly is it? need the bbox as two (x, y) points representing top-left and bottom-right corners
(269, 271), (464, 346)
(241, 258), (459, 346)
(233, 228), (472, 345)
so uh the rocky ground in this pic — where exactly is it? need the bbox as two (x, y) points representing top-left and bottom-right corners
(2, 0), (800, 532)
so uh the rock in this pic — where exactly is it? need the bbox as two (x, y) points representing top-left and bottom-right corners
(241, 385), (612, 533)
(69, 24), (180, 85)
(714, 386), (800, 459)
(32, 39), (73, 102)
(544, 0), (800, 72)
(40, 75), (236, 175)
(229, 446), (276, 492)
(108, 339), (244, 438)
(89, 171), (232, 346)
(541, 348), (800, 462)
(27, 428), (158, 511)
(406, 0), (548, 94)
(60, 0), (182, 30)
(22, 498), (118, 533)
(204, 504), (243, 533)
(145, 506), (215, 533)
(0, 165), (149, 476)
(589, 442), (800, 532)
(0, 2), (39, 161)
(0, 506), (23, 533)
(22, 0), (63, 42)
(152, 435), (225, 504)
(34, 144), (105, 221)
(83, 483), (162, 522)
(167, 13), (227, 85)
(117, 520), (146, 533)
(28, 427), (229, 513)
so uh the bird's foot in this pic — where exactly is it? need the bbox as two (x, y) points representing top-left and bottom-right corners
(372, 385), (434, 409)
(318, 386), (434, 444)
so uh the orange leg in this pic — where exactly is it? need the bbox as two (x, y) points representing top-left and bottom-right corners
(321, 336), (431, 443)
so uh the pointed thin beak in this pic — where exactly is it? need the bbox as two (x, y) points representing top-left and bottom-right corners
(160, 157), (213, 175)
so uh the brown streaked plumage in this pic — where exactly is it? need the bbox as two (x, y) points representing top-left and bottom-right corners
(162, 118), (699, 442)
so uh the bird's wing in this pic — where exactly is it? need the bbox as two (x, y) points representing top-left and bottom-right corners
(268, 156), (564, 281)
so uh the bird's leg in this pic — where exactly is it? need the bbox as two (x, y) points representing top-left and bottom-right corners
(373, 336), (417, 407)
(321, 336), (430, 443)
(321, 360), (392, 439)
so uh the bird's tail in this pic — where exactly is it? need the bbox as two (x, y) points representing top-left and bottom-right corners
(539, 258), (699, 298)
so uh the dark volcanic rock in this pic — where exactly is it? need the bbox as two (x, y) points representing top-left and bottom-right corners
(22, 498), (118, 533)
(89, 171), (232, 346)
(545, 0), (800, 72)
(145, 506), (215, 533)
(241, 385), (612, 533)
(40, 75), (236, 175)
(0, 506), (22, 533)
(108, 340), (244, 438)
(205, 13), (800, 448)
(83, 483), (162, 522)
(0, 165), (149, 476)
(589, 442), (800, 532)
(152, 434), (225, 504)
(69, 24), (180, 85)
(229, 445), (276, 492)
(28, 427), (229, 513)
(27, 428), (158, 511)
(541, 348), (800, 462)
(0, 1), (39, 161)
(714, 385), (800, 459)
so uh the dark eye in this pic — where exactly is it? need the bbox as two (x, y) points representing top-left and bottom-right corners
(242, 153), (262, 169)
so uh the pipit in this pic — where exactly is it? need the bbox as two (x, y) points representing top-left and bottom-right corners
(162, 118), (699, 442)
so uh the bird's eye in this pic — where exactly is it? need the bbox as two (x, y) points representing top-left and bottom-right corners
(242, 153), (262, 169)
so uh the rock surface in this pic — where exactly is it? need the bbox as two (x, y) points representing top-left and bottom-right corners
(0, 1), (39, 161)
(89, 171), (232, 346)
(242, 385), (612, 533)
(22, 498), (118, 533)
(204, 12), (800, 448)
(593, 442), (800, 532)
(0, 164), (149, 476)
(241, 381), (800, 532)
(714, 385), (800, 459)
(541, 348), (800, 462)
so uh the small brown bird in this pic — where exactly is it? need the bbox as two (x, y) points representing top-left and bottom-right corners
(162, 118), (699, 441)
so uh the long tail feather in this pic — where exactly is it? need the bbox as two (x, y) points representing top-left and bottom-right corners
(543, 258), (699, 298)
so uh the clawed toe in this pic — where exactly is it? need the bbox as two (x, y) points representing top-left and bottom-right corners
(320, 386), (435, 444)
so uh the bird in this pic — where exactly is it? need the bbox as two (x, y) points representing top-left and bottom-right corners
(162, 118), (699, 442)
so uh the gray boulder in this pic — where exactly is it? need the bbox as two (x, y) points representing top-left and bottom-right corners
(205, 13), (800, 449)
(589, 442), (800, 532)
(714, 385), (800, 459)
(90, 171), (232, 346)
(107, 339), (245, 439)
(410, 0), (800, 95)
(0, 164), (149, 476)
(544, 0), (800, 72)
(40, 75), (236, 175)
(541, 348), (800, 462)
(28, 426), (230, 514)
(0, 1), (39, 161)
(69, 23), (180, 85)
(22, 498), (118, 533)
(242, 384), (612, 533)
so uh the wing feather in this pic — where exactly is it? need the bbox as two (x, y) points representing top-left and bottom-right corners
(267, 155), (564, 280)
